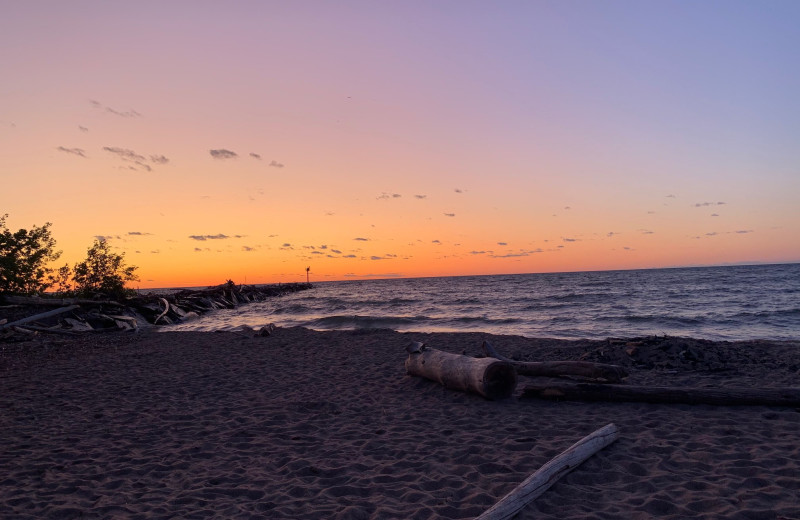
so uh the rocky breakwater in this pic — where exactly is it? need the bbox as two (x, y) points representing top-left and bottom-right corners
(0, 281), (312, 338)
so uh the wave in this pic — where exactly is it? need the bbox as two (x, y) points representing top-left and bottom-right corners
(162, 263), (800, 341)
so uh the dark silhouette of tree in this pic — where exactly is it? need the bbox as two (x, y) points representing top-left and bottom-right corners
(0, 214), (61, 294)
(73, 238), (139, 297)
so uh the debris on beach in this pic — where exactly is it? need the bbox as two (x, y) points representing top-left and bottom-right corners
(405, 341), (518, 400)
(0, 280), (311, 338)
(406, 337), (800, 407)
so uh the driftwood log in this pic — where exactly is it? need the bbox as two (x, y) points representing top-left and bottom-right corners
(522, 382), (800, 407)
(405, 342), (517, 400)
(483, 340), (628, 383)
(0, 305), (80, 331)
(475, 423), (620, 520)
(1, 295), (125, 307)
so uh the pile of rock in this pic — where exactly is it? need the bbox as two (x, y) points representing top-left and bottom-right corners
(0, 281), (312, 338)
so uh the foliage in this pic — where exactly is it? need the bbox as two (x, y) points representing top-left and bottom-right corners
(0, 214), (62, 294)
(72, 238), (139, 297)
(48, 263), (75, 295)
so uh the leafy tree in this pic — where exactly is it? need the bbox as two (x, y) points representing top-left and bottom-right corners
(47, 264), (75, 295)
(73, 238), (139, 297)
(0, 214), (62, 294)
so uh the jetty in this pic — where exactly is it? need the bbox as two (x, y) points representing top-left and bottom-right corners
(0, 280), (312, 336)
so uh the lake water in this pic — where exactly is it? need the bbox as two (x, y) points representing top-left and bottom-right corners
(165, 263), (800, 341)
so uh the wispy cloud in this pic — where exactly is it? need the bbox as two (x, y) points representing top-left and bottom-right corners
(78, 126), (88, 133)
(106, 107), (141, 118)
(694, 201), (726, 207)
(414, 194), (427, 199)
(694, 229), (754, 239)
(188, 234), (230, 241)
(269, 160), (284, 168)
(444, 213), (455, 217)
(489, 248), (544, 258)
(103, 147), (166, 172)
(210, 149), (238, 160)
(91, 99), (141, 118)
(242, 246), (256, 252)
(249, 152), (261, 160)
(497, 242), (508, 246)
(562, 237), (579, 242)
(454, 188), (463, 194)
(150, 155), (169, 164)
(103, 147), (145, 162)
(127, 231), (152, 236)
(377, 192), (402, 200)
(354, 237), (369, 241)
(57, 146), (86, 157)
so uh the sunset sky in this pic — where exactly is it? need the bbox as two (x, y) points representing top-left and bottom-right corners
(2, 1), (798, 288)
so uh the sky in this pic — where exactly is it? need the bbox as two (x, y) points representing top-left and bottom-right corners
(1, 1), (799, 288)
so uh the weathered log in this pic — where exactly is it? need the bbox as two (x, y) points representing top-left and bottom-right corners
(405, 342), (517, 400)
(522, 382), (800, 406)
(12, 325), (79, 336)
(475, 423), (620, 520)
(0, 305), (80, 330)
(1, 295), (124, 307)
(483, 340), (628, 383)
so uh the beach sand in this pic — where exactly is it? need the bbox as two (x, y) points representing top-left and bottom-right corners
(1, 327), (799, 519)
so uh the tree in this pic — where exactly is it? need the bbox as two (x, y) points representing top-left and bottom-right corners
(73, 238), (139, 297)
(47, 264), (74, 295)
(0, 214), (62, 294)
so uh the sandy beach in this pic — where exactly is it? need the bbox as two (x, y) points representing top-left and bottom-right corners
(1, 327), (799, 519)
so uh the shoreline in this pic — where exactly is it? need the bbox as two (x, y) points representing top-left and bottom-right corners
(2, 328), (799, 519)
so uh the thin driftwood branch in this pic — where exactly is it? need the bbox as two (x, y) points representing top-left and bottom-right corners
(475, 423), (620, 520)
(153, 298), (170, 325)
(483, 340), (628, 383)
(0, 305), (80, 330)
(522, 382), (800, 407)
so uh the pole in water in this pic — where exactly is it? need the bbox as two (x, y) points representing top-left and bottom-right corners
(306, 266), (310, 283)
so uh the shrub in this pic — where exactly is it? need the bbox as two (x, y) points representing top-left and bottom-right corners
(73, 238), (139, 297)
(0, 214), (62, 294)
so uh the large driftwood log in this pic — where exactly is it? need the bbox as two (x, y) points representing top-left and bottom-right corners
(0, 305), (80, 330)
(1, 295), (124, 307)
(475, 423), (620, 520)
(405, 342), (517, 400)
(522, 382), (800, 407)
(483, 340), (628, 383)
